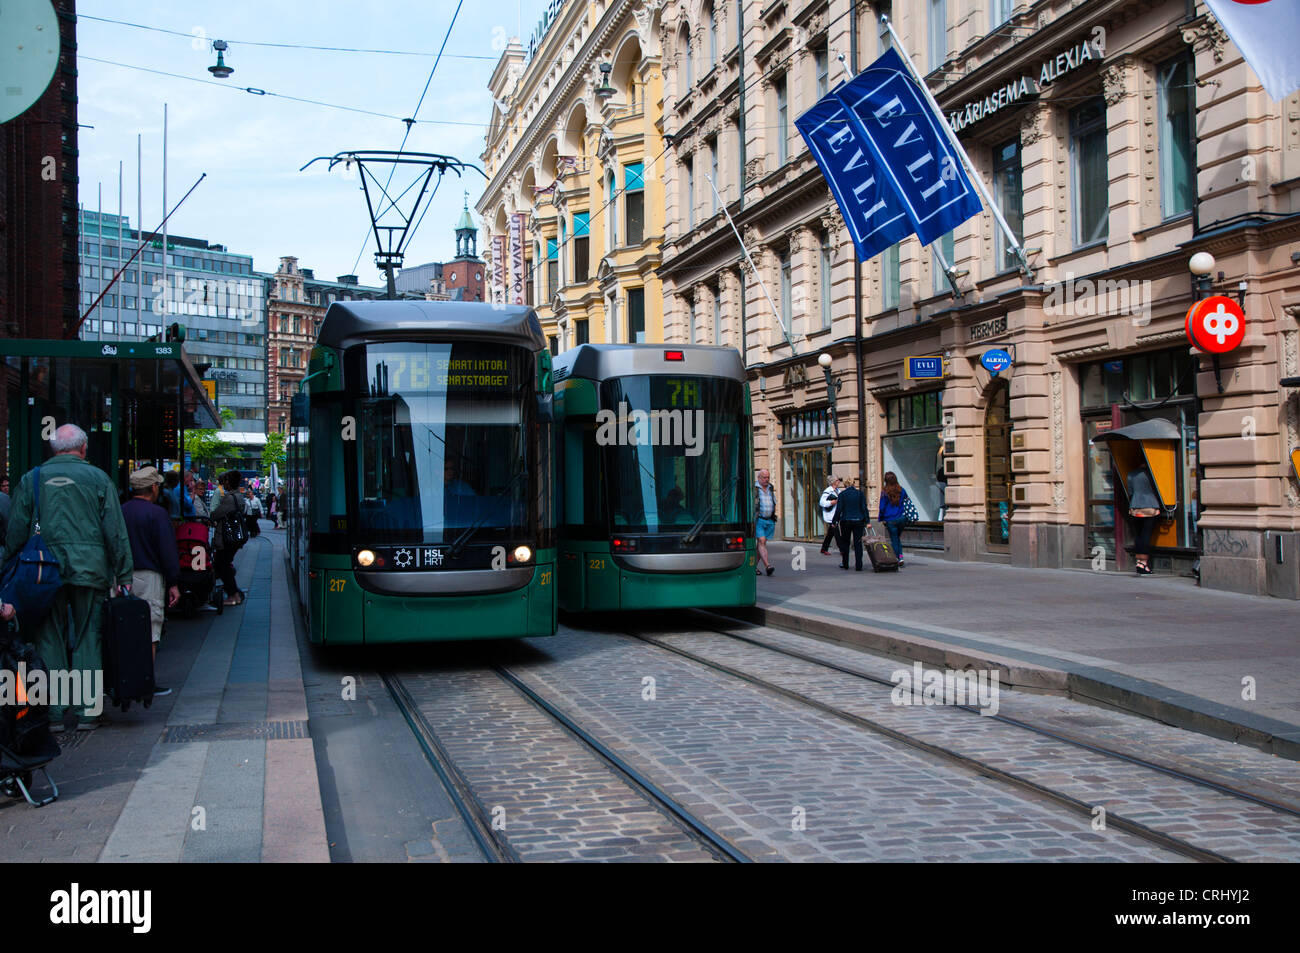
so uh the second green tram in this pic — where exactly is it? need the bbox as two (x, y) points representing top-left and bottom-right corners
(286, 301), (557, 644)
(553, 343), (756, 611)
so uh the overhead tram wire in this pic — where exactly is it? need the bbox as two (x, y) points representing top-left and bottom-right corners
(76, 14), (496, 59)
(348, 0), (467, 278)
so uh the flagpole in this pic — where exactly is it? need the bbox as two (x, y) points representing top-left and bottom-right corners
(880, 14), (1034, 282)
(704, 172), (796, 357)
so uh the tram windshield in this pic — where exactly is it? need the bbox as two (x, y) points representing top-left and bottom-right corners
(355, 341), (533, 545)
(599, 376), (748, 534)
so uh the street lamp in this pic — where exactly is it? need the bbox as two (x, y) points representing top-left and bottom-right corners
(595, 61), (615, 101)
(819, 352), (842, 439)
(1188, 251), (1215, 297)
(208, 40), (233, 79)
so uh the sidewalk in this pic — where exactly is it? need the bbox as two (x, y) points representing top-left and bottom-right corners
(0, 528), (329, 861)
(730, 540), (1300, 760)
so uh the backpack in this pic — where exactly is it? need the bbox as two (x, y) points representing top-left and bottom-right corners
(223, 506), (249, 550)
(0, 630), (55, 758)
(0, 467), (64, 630)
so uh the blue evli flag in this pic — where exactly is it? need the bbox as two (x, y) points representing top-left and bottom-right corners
(795, 96), (914, 262)
(833, 47), (983, 248)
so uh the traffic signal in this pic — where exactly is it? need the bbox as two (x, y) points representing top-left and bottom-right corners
(166, 322), (187, 343)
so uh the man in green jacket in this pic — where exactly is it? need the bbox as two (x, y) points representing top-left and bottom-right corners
(3, 424), (133, 730)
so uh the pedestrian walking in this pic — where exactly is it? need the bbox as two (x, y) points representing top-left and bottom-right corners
(184, 471), (209, 518)
(833, 478), (869, 571)
(276, 487), (287, 529)
(120, 467), (179, 694)
(0, 472), (10, 541)
(1, 424), (133, 731)
(1124, 468), (1162, 575)
(819, 476), (843, 555)
(754, 469), (778, 576)
(210, 470), (247, 606)
(878, 471), (910, 568)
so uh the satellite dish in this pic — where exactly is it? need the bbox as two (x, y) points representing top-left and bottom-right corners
(0, 0), (61, 124)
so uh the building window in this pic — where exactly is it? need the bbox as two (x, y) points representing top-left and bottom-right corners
(546, 238), (559, 299)
(627, 288), (646, 343)
(779, 248), (792, 335)
(708, 138), (719, 214)
(712, 287), (722, 345)
(684, 157), (695, 230)
(573, 212), (590, 282)
(1071, 98), (1109, 247)
(124, 296), (137, 309)
(820, 236), (833, 330)
(688, 297), (697, 344)
(993, 138), (1023, 273)
(1158, 53), (1196, 219)
(625, 162), (645, 245)
(706, 2), (717, 65)
(781, 408), (831, 442)
(878, 3), (891, 54)
(681, 24), (693, 87)
(607, 170), (618, 249)
(881, 243), (900, 311)
(527, 245), (537, 306)
(882, 390), (943, 522)
(775, 76), (789, 167)
(990, 0), (1013, 29)
(548, 335), (559, 356)
(574, 319), (589, 344)
(815, 43), (829, 98)
(104, 294), (117, 308)
(932, 232), (954, 295)
(928, 0), (947, 72)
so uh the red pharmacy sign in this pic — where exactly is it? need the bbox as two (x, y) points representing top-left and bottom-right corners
(1185, 295), (1246, 354)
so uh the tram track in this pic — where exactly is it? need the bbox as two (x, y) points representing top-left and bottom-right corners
(614, 619), (1299, 864)
(382, 666), (751, 863)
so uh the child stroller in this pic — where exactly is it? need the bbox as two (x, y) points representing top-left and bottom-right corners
(174, 517), (222, 617)
(0, 627), (60, 807)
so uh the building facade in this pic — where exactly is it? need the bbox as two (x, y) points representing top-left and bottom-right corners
(77, 211), (268, 434)
(479, 0), (668, 353)
(265, 260), (386, 434)
(657, 0), (1300, 598)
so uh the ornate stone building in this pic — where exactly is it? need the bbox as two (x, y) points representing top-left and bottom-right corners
(657, 0), (1300, 598)
(478, 0), (668, 352)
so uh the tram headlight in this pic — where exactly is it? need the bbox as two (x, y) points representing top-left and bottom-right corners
(513, 545), (532, 564)
(356, 549), (376, 567)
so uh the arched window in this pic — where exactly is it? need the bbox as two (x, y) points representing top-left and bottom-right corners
(680, 24), (693, 88)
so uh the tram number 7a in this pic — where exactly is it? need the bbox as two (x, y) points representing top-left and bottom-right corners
(329, 578), (347, 592)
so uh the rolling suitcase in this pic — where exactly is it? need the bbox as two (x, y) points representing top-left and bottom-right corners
(101, 592), (155, 711)
(864, 529), (900, 572)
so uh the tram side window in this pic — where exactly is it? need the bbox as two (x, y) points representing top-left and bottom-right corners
(310, 402), (346, 535)
(564, 419), (606, 539)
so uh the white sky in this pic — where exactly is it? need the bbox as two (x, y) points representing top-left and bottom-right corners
(74, 1), (548, 284)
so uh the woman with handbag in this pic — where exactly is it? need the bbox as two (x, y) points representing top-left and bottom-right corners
(877, 471), (913, 568)
(210, 470), (247, 606)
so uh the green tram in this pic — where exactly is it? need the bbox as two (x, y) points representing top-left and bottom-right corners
(285, 301), (557, 644)
(553, 343), (756, 612)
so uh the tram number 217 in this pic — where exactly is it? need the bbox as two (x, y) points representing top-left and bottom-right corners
(328, 578), (347, 592)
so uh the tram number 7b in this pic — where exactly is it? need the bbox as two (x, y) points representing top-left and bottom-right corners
(329, 578), (347, 592)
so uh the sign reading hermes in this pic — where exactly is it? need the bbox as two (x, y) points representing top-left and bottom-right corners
(948, 31), (1104, 134)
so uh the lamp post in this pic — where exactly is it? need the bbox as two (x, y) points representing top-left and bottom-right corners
(1189, 251), (1215, 298)
(819, 352), (841, 439)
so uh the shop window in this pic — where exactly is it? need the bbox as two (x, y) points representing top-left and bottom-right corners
(884, 391), (944, 522)
(781, 408), (831, 442)
(1071, 98), (1109, 247)
(1159, 52), (1196, 219)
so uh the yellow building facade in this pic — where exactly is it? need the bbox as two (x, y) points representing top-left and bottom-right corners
(479, 0), (667, 351)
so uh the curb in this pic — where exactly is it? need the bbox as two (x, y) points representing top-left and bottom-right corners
(712, 602), (1300, 762)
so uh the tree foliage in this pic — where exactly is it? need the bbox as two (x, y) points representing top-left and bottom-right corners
(184, 407), (235, 470)
(261, 431), (287, 471)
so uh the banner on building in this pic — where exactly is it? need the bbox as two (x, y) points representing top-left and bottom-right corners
(492, 235), (506, 304)
(509, 213), (525, 306)
(795, 97), (913, 262)
(833, 47), (983, 248)
(1203, 0), (1300, 101)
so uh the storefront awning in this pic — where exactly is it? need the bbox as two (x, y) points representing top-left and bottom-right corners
(1090, 418), (1181, 445)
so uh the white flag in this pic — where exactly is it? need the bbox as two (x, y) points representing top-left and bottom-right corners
(1203, 0), (1300, 100)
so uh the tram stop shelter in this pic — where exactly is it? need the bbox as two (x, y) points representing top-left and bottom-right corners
(0, 338), (221, 489)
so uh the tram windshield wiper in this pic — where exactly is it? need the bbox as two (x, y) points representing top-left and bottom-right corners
(684, 471), (737, 546)
(447, 460), (528, 558)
